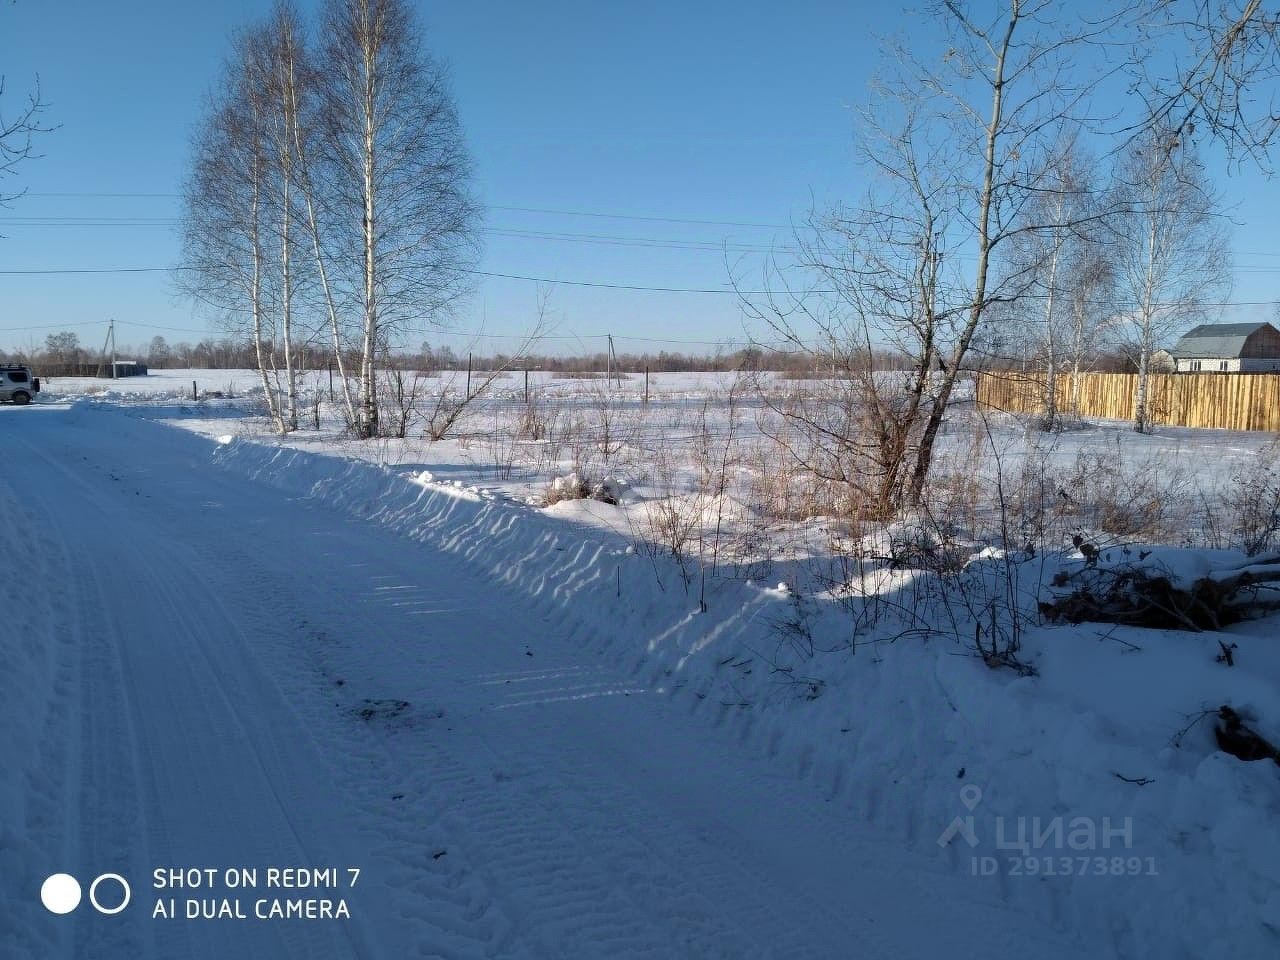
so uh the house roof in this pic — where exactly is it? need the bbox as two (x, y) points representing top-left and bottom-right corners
(1171, 322), (1279, 359)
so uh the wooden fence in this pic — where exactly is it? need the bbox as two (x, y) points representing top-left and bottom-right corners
(976, 371), (1280, 432)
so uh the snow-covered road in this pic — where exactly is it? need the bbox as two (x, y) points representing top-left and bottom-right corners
(2, 403), (1097, 959)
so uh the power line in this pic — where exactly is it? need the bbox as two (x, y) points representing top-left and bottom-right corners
(483, 227), (795, 254)
(0, 218), (798, 255)
(24, 191), (178, 198)
(0, 263), (779, 292)
(21, 193), (795, 230)
(0, 320), (105, 332)
(5, 263), (1280, 310)
(0, 319), (211, 335)
(0, 267), (171, 275)
(117, 320), (221, 334)
(468, 268), (774, 294)
(489, 204), (792, 230)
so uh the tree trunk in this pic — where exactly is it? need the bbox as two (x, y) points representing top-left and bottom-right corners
(1040, 208), (1064, 430)
(357, 19), (379, 439)
(906, 6), (1017, 506)
(280, 148), (298, 432)
(1134, 211), (1159, 433)
(249, 120), (285, 435)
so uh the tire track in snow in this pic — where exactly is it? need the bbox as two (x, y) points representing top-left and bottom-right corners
(8, 423), (375, 959)
(186, 502), (928, 959)
(0, 479), (84, 959)
(30, 413), (517, 959)
(10, 446), (155, 960)
(125, 454), (825, 958)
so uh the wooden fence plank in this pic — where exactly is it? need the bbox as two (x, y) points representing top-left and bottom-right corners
(976, 372), (1280, 432)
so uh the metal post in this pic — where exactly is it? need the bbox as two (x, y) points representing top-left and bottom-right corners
(192, 380), (198, 401)
(328, 361), (334, 402)
(466, 352), (472, 397)
(524, 364), (530, 404)
(644, 366), (649, 404)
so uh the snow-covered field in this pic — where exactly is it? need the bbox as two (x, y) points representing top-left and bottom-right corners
(3, 374), (1279, 959)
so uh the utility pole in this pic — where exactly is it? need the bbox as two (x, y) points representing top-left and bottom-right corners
(99, 322), (112, 378)
(109, 319), (117, 379)
(606, 334), (620, 387)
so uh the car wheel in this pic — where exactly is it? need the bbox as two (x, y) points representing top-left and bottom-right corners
(12, 391), (30, 405)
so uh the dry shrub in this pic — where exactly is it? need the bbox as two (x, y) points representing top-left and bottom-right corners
(1223, 442), (1280, 556)
(644, 495), (702, 563)
(516, 396), (558, 441)
(1057, 448), (1193, 542)
(920, 423), (989, 541)
(630, 437), (705, 569)
(543, 472), (619, 506)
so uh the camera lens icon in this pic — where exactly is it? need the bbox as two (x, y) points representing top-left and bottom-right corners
(40, 874), (81, 915)
(41, 873), (131, 915)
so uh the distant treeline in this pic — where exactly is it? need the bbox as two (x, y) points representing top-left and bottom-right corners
(9, 333), (925, 375)
(7, 331), (1145, 376)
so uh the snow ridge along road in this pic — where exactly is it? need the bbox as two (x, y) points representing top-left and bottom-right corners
(1, 402), (1096, 959)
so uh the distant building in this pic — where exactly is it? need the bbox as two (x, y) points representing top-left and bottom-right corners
(1170, 322), (1280, 373)
(1150, 349), (1176, 372)
(110, 360), (148, 377)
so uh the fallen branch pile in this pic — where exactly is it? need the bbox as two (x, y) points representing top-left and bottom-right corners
(1039, 544), (1280, 631)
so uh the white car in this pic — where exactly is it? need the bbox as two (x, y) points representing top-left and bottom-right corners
(0, 365), (40, 404)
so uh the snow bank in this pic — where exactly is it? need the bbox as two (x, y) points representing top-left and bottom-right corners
(207, 433), (1280, 960)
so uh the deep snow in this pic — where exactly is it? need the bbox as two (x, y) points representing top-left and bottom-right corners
(2, 394), (1278, 959)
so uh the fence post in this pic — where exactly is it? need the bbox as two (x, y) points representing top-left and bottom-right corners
(466, 352), (472, 397)
(524, 364), (530, 404)
(192, 380), (198, 401)
(644, 366), (650, 405)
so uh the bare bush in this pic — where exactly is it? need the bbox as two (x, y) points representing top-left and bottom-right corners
(543, 473), (620, 507)
(516, 394), (559, 442)
(1223, 442), (1280, 556)
(376, 351), (431, 439)
(1057, 447), (1194, 543)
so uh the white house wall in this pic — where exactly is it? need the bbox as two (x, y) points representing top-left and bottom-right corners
(1175, 357), (1280, 372)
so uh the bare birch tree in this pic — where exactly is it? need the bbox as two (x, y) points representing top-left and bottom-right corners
(1062, 245), (1117, 417)
(180, 35), (288, 433)
(286, 14), (358, 428)
(747, 1), (1122, 513)
(258, 3), (308, 431)
(1113, 125), (1229, 432)
(897, 1), (1129, 504)
(314, 0), (480, 438)
(1002, 140), (1109, 429)
(742, 104), (955, 519)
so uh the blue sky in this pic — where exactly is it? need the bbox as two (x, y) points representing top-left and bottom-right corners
(2, 1), (1278, 356)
